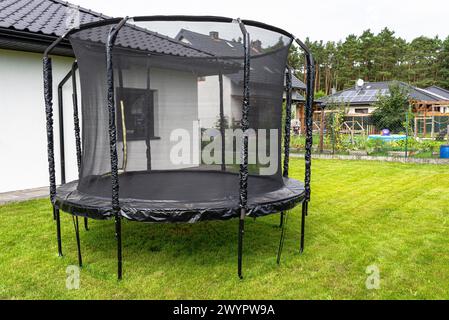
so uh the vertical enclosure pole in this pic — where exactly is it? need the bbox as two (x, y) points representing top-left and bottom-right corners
(58, 83), (66, 185)
(107, 17), (129, 280)
(72, 216), (82, 267)
(283, 67), (293, 178)
(300, 201), (307, 253)
(219, 72), (226, 171)
(57, 69), (80, 187)
(277, 210), (288, 264)
(280, 67), (293, 228)
(237, 20), (250, 279)
(70, 62), (89, 231)
(55, 68), (75, 255)
(146, 64), (152, 171)
(43, 55), (60, 255)
(72, 62), (82, 175)
(295, 39), (315, 254)
(43, 56), (56, 204)
(117, 63), (126, 172)
(54, 207), (63, 256)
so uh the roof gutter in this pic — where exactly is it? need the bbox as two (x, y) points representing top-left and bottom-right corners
(0, 28), (74, 56)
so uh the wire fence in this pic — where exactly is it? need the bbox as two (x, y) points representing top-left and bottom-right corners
(290, 113), (449, 160)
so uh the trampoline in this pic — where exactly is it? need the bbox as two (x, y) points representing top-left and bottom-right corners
(43, 16), (315, 279)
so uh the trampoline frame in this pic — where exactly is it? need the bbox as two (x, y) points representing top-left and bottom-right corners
(43, 15), (315, 280)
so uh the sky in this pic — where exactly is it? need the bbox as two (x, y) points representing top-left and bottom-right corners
(72, 0), (448, 42)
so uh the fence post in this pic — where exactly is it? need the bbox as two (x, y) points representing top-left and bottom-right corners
(405, 107), (409, 159)
(332, 113), (335, 155)
(319, 107), (324, 153)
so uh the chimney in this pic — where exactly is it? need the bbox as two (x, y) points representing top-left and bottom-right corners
(252, 40), (262, 52)
(209, 31), (219, 40)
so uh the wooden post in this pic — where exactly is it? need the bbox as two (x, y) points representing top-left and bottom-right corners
(423, 108), (427, 137)
(299, 104), (305, 135)
(319, 107), (324, 153)
(430, 105), (435, 139)
(351, 125), (354, 144)
(431, 115), (435, 139)
(414, 116), (418, 138)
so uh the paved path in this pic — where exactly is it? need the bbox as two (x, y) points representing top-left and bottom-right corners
(0, 187), (48, 205)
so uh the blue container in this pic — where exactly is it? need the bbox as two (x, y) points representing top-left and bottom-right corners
(368, 134), (407, 142)
(440, 145), (449, 159)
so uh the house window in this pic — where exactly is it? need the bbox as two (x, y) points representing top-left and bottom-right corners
(354, 108), (369, 114)
(116, 88), (156, 141)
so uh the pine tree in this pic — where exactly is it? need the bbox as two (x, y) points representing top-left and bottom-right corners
(336, 34), (360, 89)
(375, 28), (404, 82)
(290, 28), (446, 94)
(407, 36), (442, 87)
(358, 29), (377, 81)
(438, 36), (449, 89)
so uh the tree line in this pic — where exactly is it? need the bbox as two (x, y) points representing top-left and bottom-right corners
(288, 28), (449, 95)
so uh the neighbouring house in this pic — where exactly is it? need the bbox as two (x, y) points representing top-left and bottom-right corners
(175, 29), (305, 128)
(318, 81), (447, 115)
(314, 81), (449, 137)
(0, 0), (217, 193)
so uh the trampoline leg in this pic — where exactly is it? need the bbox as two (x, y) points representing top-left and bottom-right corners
(279, 211), (284, 228)
(84, 217), (89, 231)
(277, 211), (288, 265)
(115, 216), (122, 280)
(72, 216), (82, 267)
(237, 208), (245, 279)
(300, 201), (307, 254)
(55, 207), (63, 257)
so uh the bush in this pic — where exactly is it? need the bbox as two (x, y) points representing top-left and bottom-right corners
(371, 83), (410, 133)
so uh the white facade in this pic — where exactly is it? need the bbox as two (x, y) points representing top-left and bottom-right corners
(347, 105), (377, 116)
(0, 48), (201, 193)
(0, 48), (77, 193)
(197, 75), (242, 129)
(118, 67), (200, 170)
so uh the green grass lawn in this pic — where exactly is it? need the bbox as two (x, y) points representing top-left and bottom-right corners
(1, 159), (449, 299)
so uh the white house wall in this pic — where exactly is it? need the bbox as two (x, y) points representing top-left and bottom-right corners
(0, 49), (200, 193)
(197, 75), (233, 128)
(347, 105), (377, 115)
(196, 75), (245, 131)
(0, 49), (77, 193)
(118, 67), (199, 170)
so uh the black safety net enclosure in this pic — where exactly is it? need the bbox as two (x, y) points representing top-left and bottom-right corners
(43, 16), (315, 279)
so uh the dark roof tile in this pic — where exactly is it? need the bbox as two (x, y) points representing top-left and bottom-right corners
(175, 28), (303, 88)
(0, 0), (212, 57)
